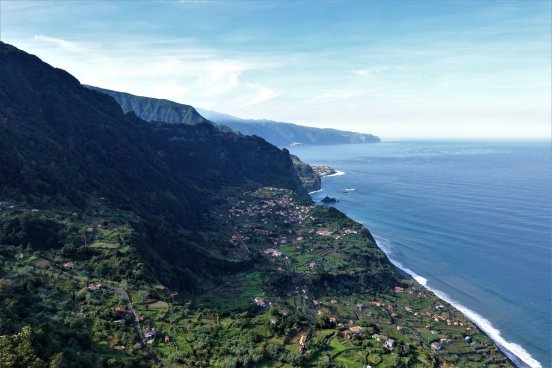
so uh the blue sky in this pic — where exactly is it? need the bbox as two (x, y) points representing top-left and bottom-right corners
(1, 0), (550, 138)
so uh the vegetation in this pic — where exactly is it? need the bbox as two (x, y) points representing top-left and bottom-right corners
(0, 42), (512, 367)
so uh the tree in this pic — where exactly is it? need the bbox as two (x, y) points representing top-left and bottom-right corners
(0, 326), (44, 368)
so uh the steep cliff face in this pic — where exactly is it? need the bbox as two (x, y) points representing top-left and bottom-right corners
(86, 86), (381, 147)
(198, 108), (381, 146)
(86, 85), (209, 125)
(291, 154), (321, 192)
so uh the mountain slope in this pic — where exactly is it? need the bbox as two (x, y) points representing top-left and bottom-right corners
(0, 43), (514, 368)
(0, 41), (308, 291)
(86, 86), (380, 147)
(0, 43), (306, 216)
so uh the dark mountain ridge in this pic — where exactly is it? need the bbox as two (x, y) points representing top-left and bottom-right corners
(85, 85), (380, 147)
(0, 41), (307, 290)
(0, 42), (306, 219)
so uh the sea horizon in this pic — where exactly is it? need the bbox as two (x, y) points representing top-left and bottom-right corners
(291, 139), (551, 368)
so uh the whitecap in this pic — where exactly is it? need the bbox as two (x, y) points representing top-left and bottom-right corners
(324, 170), (345, 177)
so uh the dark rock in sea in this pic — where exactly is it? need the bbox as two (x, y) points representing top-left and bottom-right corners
(321, 196), (337, 203)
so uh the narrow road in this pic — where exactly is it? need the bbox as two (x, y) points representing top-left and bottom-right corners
(113, 287), (146, 349)
(233, 229), (250, 253)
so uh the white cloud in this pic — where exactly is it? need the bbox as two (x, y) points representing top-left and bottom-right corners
(240, 84), (281, 106)
(34, 35), (82, 53)
(311, 88), (363, 102)
(202, 60), (246, 96)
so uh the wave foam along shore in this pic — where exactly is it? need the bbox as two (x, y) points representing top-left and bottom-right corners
(325, 170), (345, 177)
(374, 235), (542, 368)
(308, 189), (324, 195)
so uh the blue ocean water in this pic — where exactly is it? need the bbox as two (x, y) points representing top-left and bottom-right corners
(290, 140), (551, 368)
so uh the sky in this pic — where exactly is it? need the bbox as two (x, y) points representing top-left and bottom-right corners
(1, 0), (550, 139)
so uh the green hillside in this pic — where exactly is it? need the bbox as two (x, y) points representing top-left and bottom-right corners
(0, 42), (512, 368)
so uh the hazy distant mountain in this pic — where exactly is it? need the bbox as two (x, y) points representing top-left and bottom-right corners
(86, 86), (380, 147)
(197, 108), (381, 147)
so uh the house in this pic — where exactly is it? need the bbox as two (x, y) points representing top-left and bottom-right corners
(115, 306), (126, 313)
(88, 283), (102, 291)
(263, 248), (282, 257)
(440, 338), (451, 345)
(299, 334), (308, 347)
(316, 230), (332, 236)
(383, 338), (395, 350)
(431, 342), (442, 351)
(430, 330), (440, 335)
(164, 335), (170, 343)
(15, 253), (24, 260)
(330, 299), (338, 304)
(329, 315), (337, 323)
(138, 315), (145, 321)
(372, 334), (387, 342)
(254, 297), (267, 307)
(394, 286), (405, 293)
(350, 326), (363, 334)
(63, 261), (74, 269)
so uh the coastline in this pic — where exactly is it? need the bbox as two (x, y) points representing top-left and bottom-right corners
(314, 170), (540, 368)
(374, 235), (538, 368)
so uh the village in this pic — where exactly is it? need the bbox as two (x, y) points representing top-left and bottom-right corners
(0, 192), (512, 367)
(193, 187), (511, 367)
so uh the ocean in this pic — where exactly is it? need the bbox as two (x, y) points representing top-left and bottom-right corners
(290, 140), (551, 368)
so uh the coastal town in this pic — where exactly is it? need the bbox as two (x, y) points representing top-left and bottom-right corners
(0, 188), (513, 367)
